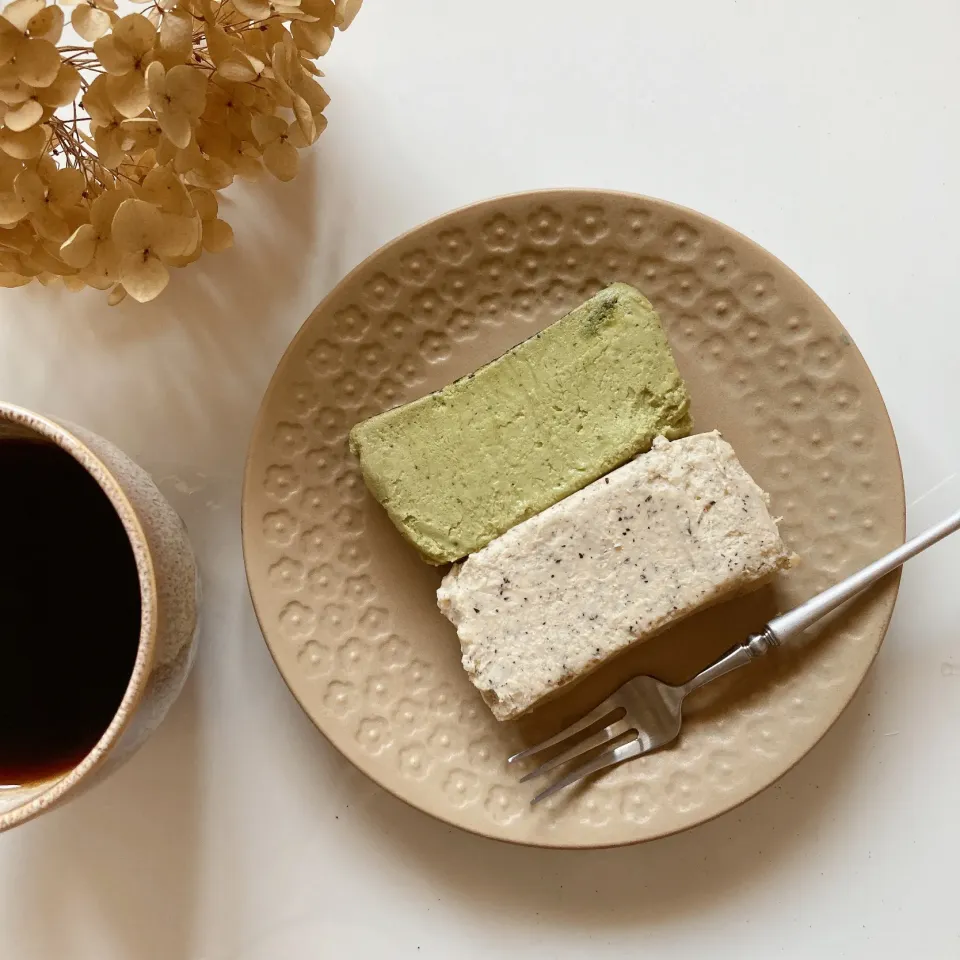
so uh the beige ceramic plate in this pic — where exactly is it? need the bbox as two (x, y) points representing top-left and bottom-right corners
(242, 190), (904, 847)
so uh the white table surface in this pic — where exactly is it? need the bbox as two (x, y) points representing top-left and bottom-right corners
(2, 1), (960, 956)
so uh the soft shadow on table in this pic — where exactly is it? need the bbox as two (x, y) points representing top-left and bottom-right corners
(0, 149), (347, 960)
(13, 145), (328, 337)
(0, 141), (354, 483)
(0, 126), (424, 958)
(0, 464), (234, 960)
(5, 670), (201, 960)
(336, 627), (880, 931)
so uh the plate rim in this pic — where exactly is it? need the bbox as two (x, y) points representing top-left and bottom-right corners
(241, 187), (905, 849)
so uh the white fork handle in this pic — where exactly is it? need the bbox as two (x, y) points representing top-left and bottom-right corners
(682, 507), (960, 699)
(768, 506), (960, 645)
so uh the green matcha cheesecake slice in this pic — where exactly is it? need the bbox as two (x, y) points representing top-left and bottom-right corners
(349, 282), (692, 564)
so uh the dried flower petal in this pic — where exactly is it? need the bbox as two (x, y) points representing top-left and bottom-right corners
(0, 153), (18, 187)
(82, 74), (115, 125)
(162, 244), (200, 268)
(89, 185), (131, 234)
(107, 69), (148, 118)
(259, 75), (292, 110)
(289, 110), (324, 147)
(194, 120), (230, 157)
(275, 3), (308, 20)
(45, 167), (84, 206)
(112, 196), (160, 250)
(232, 151), (261, 181)
(107, 282), (126, 305)
(111, 13), (155, 54)
(139, 163), (190, 214)
(0, 249), (23, 271)
(93, 124), (125, 168)
(264, 137), (297, 180)
(121, 114), (161, 137)
(240, 16), (284, 61)
(0, 63), (31, 103)
(224, 104), (252, 141)
(188, 186), (216, 219)
(81, 237), (121, 284)
(60, 222), (96, 267)
(0, 122), (46, 157)
(292, 18), (332, 58)
(299, 0), (335, 22)
(33, 151), (53, 177)
(183, 156), (232, 190)
(291, 91), (315, 143)
(153, 136), (176, 166)
(112, 195), (197, 267)
(297, 74), (329, 113)
(28, 242), (75, 274)
(3, 95), (40, 129)
(120, 250), (167, 301)
(202, 215), (232, 252)
(3, 0), (44, 32)
(0, 190), (27, 225)
(0, 27), (19, 69)
(27, 5), (63, 43)
(14, 37), (59, 86)
(157, 8), (190, 63)
(36, 62), (81, 107)
(334, 0), (360, 28)
(251, 112), (285, 144)
(29, 203), (68, 241)
(214, 51), (262, 83)
(72, 4), (111, 42)
(13, 167), (44, 209)
(145, 60), (205, 148)
(270, 33), (301, 89)
(203, 21), (233, 65)
(92, 34), (131, 74)
(0, 220), (32, 252)
(232, 0), (270, 21)
(156, 210), (199, 257)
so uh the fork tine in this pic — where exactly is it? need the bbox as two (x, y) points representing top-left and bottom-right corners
(518, 720), (635, 782)
(531, 739), (647, 805)
(507, 700), (623, 764)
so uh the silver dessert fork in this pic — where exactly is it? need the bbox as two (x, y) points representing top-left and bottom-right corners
(509, 507), (960, 804)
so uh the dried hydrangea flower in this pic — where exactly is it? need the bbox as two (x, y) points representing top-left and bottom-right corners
(0, 0), (360, 302)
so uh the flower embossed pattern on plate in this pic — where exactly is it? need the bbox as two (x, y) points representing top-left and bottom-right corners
(243, 191), (903, 847)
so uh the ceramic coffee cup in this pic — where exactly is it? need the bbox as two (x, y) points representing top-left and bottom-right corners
(0, 402), (199, 834)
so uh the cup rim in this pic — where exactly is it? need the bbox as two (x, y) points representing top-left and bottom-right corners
(0, 402), (158, 833)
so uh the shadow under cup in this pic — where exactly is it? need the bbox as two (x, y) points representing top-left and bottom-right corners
(0, 404), (199, 834)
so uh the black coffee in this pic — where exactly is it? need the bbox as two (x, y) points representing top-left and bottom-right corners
(0, 439), (141, 787)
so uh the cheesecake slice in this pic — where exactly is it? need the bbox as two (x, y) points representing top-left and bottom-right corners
(349, 283), (692, 564)
(437, 432), (792, 720)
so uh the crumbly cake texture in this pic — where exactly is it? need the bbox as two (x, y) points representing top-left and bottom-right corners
(437, 432), (793, 720)
(349, 282), (692, 564)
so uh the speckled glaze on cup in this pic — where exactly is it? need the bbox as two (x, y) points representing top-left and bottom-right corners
(0, 403), (199, 834)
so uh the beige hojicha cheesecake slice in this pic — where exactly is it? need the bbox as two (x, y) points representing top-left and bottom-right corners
(437, 432), (793, 721)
